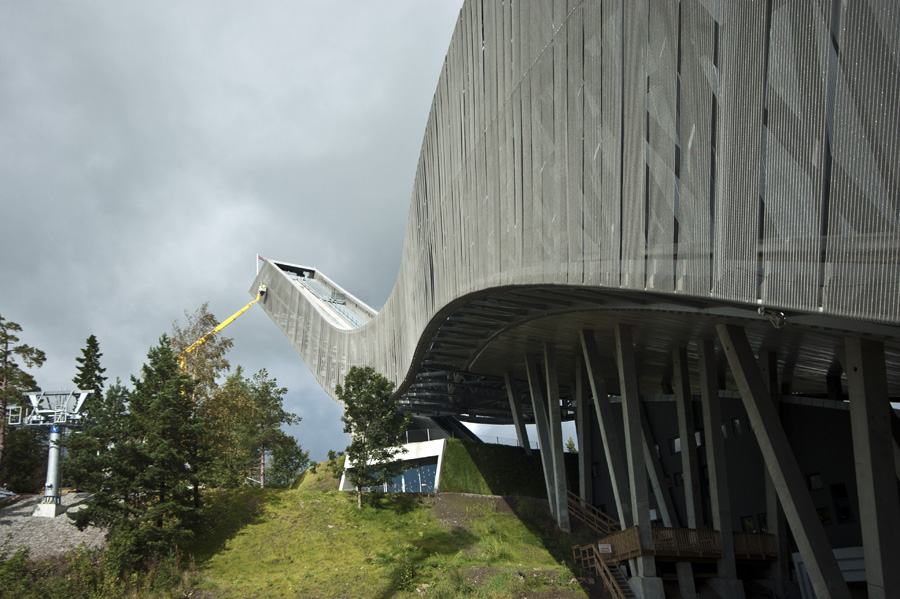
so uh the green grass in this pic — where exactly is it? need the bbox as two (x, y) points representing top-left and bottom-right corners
(439, 439), (548, 498)
(189, 481), (595, 599)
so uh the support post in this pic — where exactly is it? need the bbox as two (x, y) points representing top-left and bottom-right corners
(526, 356), (557, 520)
(845, 337), (900, 599)
(717, 324), (850, 599)
(640, 410), (678, 527)
(575, 357), (593, 503)
(615, 324), (662, 596)
(698, 339), (744, 599)
(673, 347), (701, 528)
(544, 343), (571, 532)
(581, 329), (633, 526)
(33, 424), (64, 518)
(672, 348), (699, 599)
(504, 372), (532, 455)
(759, 350), (791, 596)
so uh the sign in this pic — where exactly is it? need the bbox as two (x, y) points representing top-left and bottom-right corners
(598, 544), (612, 554)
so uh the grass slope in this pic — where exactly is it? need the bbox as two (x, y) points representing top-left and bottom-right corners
(190, 483), (599, 598)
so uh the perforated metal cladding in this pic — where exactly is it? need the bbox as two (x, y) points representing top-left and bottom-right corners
(253, 0), (900, 403)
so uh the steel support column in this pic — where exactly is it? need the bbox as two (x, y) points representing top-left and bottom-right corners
(640, 410), (678, 527)
(698, 339), (744, 599)
(845, 338), (900, 599)
(717, 324), (849, 599)
(615, 324), (661, 592)
(759, 350), (791, 595)
(504, 372), (532, 456)
(580, 329), (633, 527)
(544, 343), (571, 532)
(575, 357), (593, 504)
(673, 347), (701, 527)
(673, 348), (699, 599)
(526, 356), (557, 520)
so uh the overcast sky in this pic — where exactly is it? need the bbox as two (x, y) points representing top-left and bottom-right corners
(0, 1), (466, 462)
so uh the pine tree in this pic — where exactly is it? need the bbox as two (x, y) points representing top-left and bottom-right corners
(199, 367), (256, 488)
(68, 336), (204, 574)
(62, 379), (131, 500)
(72, 334), (107, 399)
(199, 368), (304, 488)
(268, 434), (310, 488)
(0, 315), (46, 485)
(336, 366), (411, 511)
(247, 369), (300, 488)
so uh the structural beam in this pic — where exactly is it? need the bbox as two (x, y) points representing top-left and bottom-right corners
(845, 338), (900, 599)
(574, 357), (593, 503)
(673, 347), (701, 528)
(544, 343), (571, 532)
(525, 356), (557, 520)
(640, 410), (678, 527)
(758, 349), (790, 594)
(615, 324), (660, 589)
(672, 347), (699, 599)
(717, 324), (850, 599)
(580, 329), (633, 527)
(698, 339), (743, 598)
(504, 372), (532, 456)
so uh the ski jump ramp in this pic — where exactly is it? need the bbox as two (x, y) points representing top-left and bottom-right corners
(252, 3), (899, 596)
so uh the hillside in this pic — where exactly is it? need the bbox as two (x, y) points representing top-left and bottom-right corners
(190, 484), (605, 598)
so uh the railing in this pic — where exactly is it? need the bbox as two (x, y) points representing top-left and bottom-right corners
(597, 526), (644, 563)
(566, 490), (621, 536)
(572, 544), (633, 599)
(652, 527), (722, 559)
(733, 532), (778, 560)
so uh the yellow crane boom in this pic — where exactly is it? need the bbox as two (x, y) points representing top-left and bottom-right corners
(178, 284), (267, 370)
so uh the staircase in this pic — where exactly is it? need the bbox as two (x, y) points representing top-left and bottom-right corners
(572, 543), (635, 599)
(566, 489), (621, 536)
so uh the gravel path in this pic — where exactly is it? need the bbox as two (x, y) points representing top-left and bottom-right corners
(0, 493), (107, 560)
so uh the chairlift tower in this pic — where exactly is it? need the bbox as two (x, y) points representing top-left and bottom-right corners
(6, 390), (91, 518)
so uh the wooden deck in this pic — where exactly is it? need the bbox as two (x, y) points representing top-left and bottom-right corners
(594, 526), (777, 563)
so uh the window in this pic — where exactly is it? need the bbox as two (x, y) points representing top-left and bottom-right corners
(817, 506), (833, 525)
(741, 516), (757, 533)
(732, 417), (744, 436)
(695, 430), (704, 447)
(808, 472), (823, 491)
(674, 472), (684, 487)
(758, 513), (768, 533)
(831, 483), (853, 523)
(669, 436), (682, 454)
(721, 423), (729, 439)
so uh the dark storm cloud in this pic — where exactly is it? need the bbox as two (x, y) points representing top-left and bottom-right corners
(0, 1), (461, 461)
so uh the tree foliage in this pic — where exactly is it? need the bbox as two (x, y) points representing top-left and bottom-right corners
(0, 315), (46, 484)
(170, 303), (233, 404)
(268, 435), (310, 488)
(0, 427), (45, 493)
(66, 336), (204, 574)
(200, 367), (304, 488)
(336, 366), (410, 510)
(72, 334), (107, 399)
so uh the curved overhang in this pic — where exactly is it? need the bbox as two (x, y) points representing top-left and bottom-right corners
(251, 0), (900, 425)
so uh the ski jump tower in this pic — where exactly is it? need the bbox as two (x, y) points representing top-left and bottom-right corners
(251, 2), (900, 598)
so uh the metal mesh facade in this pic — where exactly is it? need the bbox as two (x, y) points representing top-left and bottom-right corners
(253, 0), (899, 408)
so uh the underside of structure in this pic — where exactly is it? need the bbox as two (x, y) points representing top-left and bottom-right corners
(252, 2), (900, 598)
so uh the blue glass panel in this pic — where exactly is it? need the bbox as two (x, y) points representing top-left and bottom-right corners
(419, 463), (437, 493)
